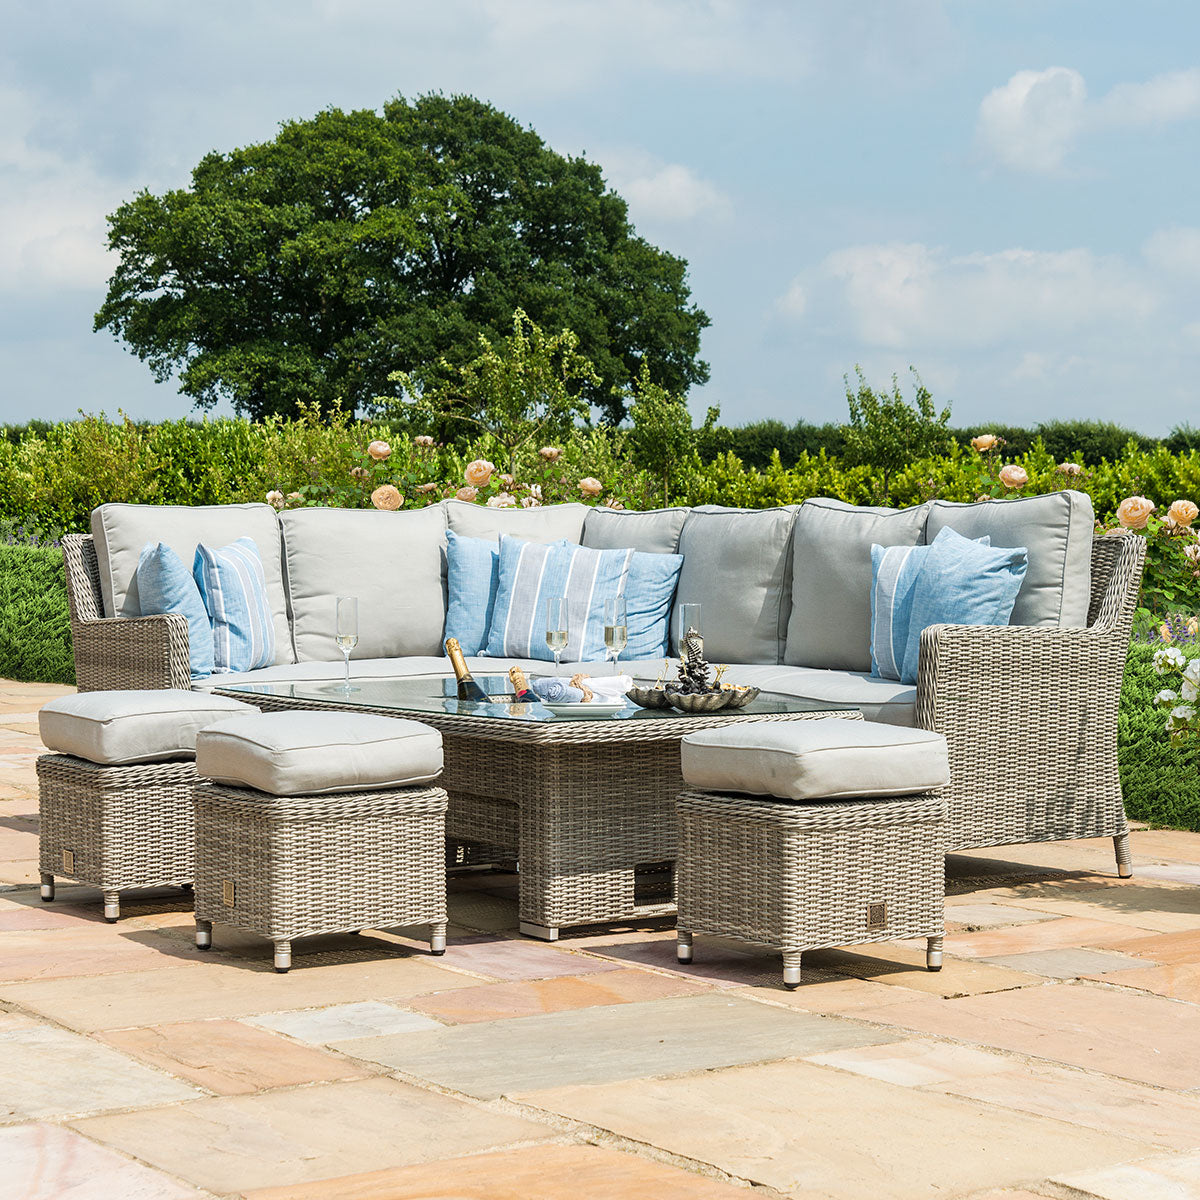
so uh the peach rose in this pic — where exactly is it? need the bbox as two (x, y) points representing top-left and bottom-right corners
(538, 446), (562, 462)
(971, 434), (1000, 453)
(349, 465), (370, 481)
(265, 490), (284, 510)
(1058, 462), (1082, 477)
(578, 476), (603, 497)
(286, 492), (301, 504)
(1116, 496), (1155, 529)
(998, 464), (1028, 490)
(1167, 499), (1199, 528)
(464, 459), (495, 488)
(974, 494), (992, 503)
(455, 486), (478, 502)
(604, 497), (625, 509)
(415, 481), (438, 494)
(486, 492), (517, 509)
(413, 435), (434, 447)
(367, 440), (391, 461)
(499, 473), (515, 489)
(371, 484), (403, 511)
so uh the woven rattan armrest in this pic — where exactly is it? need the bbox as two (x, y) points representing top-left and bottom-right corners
(71, 613), (192, 692)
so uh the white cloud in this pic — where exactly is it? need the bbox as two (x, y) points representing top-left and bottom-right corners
(777, 278), (807, 318)
(599, 150), (733, 224)
(977, 66), (1200, 174)
(1143, 226), (1200, 277)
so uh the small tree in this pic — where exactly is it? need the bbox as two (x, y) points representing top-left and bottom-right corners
(626, 365), (717, 504)
(382, 309), (599, 476)
(843, 366), (951, 501)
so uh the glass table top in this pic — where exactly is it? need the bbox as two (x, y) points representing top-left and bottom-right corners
(223, 674), (856, 724)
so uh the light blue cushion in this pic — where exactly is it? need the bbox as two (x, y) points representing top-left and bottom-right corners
(136, 542), (214, 680)
(870, 535), (990, 682)
(485, 536), (682, 663)
(193, 537), (275, 673)
(898, 527), (1028, 685)
(444, 530), (501, 656)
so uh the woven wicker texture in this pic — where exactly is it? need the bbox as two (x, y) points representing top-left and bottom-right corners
(37, 754), (197, 895)
(675, 789), (946, 966)
(192, 783), (448, 943)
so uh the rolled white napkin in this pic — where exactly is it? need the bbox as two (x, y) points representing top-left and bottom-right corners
(583, 674), (634, 701)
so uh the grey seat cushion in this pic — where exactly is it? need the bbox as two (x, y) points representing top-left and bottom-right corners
(582, 506), (689, 554)
(720, 664), (918, 727)
(681, 720), (949, 801)
(281, 506), (447, 662)
(443, 499), (587, 544)
(785, 498), (929, 672)
(91, 502), (294, 666)
(39, 689), (258, 765)
(924, 491), (1093, 627)
(195, 711), (443, 796)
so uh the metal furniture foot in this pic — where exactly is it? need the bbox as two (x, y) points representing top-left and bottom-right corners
(40, 873), (54, 902)
(103, 891), (120, 923)
(430, 922), (447, 956)
(926, 935), (944, 972)
(1114, 832), (1133, 878)
(783, 954), (802, 989)
(519, 920), (559, 941)
(676, 930), (693, 963)
(273, 940), (292, 973)
(195, 919), (212, 951)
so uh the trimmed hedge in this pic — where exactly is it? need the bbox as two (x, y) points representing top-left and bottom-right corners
(0, 544), (74, 685)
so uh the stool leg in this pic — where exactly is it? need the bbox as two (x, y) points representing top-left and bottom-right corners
(783, 952), (802, 990)
(274, 940), (292, 973)
(926, 935), (944, 972)
(676, 929), (694, 964)
(1114, 833), (1133, 879)
(429, 922), (447, 956)
(102, 891), (120, 923)
(40, 873), (54, 903)
(195, 919), (212, 951)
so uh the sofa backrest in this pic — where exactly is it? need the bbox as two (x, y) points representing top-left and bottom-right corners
(280, 506), (448, 662)
(443, 499), (588, 543)
(581, 506), (689, 554)
(90, 502), (294, 666)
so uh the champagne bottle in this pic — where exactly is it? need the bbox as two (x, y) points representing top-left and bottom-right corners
(445, 637), (490, 702)
(508, 665), (532, 701)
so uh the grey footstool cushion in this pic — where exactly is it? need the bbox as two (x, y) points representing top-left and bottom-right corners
(196, 711), (443, 796)
(681, 719), (949, 800)
(39, 689), (257, 765)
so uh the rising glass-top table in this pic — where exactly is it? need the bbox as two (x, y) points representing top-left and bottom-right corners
(220, 675), (863, 939)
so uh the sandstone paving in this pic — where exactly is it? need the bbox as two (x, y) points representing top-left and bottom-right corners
(240, 1142), (755, 1200)
(519, 1058), (1156, 1200)
(0, 1121), (207, 1199)
(0, 1021), (201, 1121)
(409, 933), (624, 980)
(933, 916), (1161, 958)
(1086, 962), (1200, 1002)
(408, 966), (713, 1023)
(805, 942), (1041, 997)
(0, 924), (211, 983)
(72, 1075), (553, 1194)
(1052, 1148), (1200, 1198)
(97, 1018), (372, 1095)
(979, 947), (1154, 978)
(1003, 883), (1200, 932)
(940, 902), (1059, 928)
(732, 976), (934, 1014)
(1106, 927), (1200, 963)
(804, 1037), (1017, 1088)
(854, 981), (1200, 1090)
(248, 1000), (445, 1043)
(330, 992), (897, 1099)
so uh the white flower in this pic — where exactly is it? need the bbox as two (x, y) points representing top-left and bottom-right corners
(1184, 658), (1200, 686)
(1154, 646), (1186, 673)
(486, 492), (516, 509)
(1156, 689), (1179, 706)
(1183, 680), (1198, 703)
(1171, 704), (1196, 722)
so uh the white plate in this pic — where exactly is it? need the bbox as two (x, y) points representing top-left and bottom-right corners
(540, 700), (628, 719)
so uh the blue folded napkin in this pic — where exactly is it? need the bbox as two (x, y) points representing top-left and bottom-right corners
(531, 676), (586, 704)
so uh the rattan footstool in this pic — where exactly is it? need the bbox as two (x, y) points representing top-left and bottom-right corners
(192, 711), (448, 972)
(674, 720), (951, 988)
(36, 690), (256, 920)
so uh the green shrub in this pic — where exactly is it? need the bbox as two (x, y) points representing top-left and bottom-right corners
(0, 544), (74, 685)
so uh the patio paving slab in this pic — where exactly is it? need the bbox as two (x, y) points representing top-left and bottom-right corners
(941, 902), (1058, 928)
(415, 934), (622, 980)
(0, 1121), (206, 1199)
(0, 1021), (200, 1121)
(240, 1142), (753, 1200)
(1052, 1148), (1200, 1198)
(72, 1076), (551, 1195)
(0, 956), (478, 1032)
(331, 992), (894, 1099)
(805, 943), (1040, 997)
(98, 1018), (371, 1095)
(804, 1037), (1015, 1087)
(1115, 928), (1200, 963)
(408, 967), (712, 1024)
(520, 1059), (1154, 1200)
(1004, 884), (1200, 932)
(933, 916), (1160, 958)
(979, 947), (1154, 978)
(0, 926), (201, 983)
(855, 981), (1200, 1090)
(247, 1001), (445, 1044)
(733, 977), (933, 1014)
(1086, 962), (1200, 1002)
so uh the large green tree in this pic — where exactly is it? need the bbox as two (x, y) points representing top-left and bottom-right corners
(94, 94), (710, 423)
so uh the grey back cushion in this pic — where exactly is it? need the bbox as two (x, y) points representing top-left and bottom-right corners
(924, 490), (1093, 626)
(281, 505), (448, 661)
(785, 498), (929, 672)
(443, 499), (587, 544)
(91, 502), (293, 666)
(674, 505), (798, 664)
(582, 507), (689, 554)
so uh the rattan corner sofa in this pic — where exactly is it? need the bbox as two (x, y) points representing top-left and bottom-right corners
(60, 493), (1145, 872)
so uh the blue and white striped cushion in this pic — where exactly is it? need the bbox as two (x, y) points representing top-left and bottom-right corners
(486, 537), (634, 662)
(193, 537), (275, 673)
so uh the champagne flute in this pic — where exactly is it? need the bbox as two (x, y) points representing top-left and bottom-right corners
(335, 596), (359, 692)
(604, 596), (627, 674)
(545, 596), (568, 671)
(678, 602), (702, 657)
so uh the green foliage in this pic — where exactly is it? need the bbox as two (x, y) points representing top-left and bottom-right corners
(697, 419), (848, 467)
(843, 367), (952, 500)
(1120, 643), (1200, 830)
(626, 365), (717, 504)
(95, 94), (709, 422)
(0, 545), (74, 685)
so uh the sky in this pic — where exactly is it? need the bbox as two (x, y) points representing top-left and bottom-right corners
(1, 0), (1198, 433)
